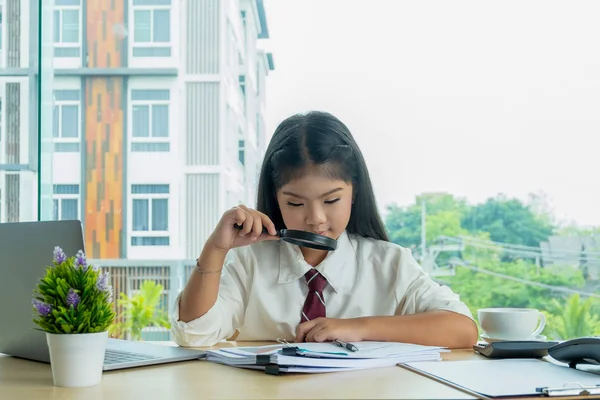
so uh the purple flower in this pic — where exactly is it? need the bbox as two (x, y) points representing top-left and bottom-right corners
(96, 271), (110, 292)
(53, 246), (66, 264)
(96, 271), (113, 303)
(66, 288), (80, 308)
(75, 250), (87, 269)
(106, 286), (114, 304)
(32, 299), (52, 317)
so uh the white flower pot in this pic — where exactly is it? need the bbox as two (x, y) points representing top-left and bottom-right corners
(46, 331), (108, 387)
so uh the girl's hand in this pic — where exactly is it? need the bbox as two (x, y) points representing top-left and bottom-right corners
(295, 318), (367, 343)
(206, 205), (279, 253)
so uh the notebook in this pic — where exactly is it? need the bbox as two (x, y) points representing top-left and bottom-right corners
(206, 341), (447, 374)
(403, 358), (600, 398)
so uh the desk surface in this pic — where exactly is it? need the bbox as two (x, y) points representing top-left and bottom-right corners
(0, 341), (481, 400)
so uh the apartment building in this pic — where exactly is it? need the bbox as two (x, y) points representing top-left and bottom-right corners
(0, 0), (275, 263)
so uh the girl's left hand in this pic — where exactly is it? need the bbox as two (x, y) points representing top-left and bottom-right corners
(295, 317), (366, 343)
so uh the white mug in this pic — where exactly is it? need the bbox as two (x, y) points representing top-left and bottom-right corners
(477, 307), (546, 340)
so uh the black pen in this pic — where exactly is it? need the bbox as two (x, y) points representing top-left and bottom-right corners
(333, 339), (358, 352)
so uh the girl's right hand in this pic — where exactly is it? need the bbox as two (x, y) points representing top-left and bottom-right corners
(206, 205), (279, 253)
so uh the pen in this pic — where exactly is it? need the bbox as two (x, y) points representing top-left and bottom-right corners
(333, 339), (358, 352)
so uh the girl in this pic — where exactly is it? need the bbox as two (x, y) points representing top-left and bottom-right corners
(173, 111), (478, 348)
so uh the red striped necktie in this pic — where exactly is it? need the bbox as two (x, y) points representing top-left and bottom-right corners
(300, 269), (328, 323)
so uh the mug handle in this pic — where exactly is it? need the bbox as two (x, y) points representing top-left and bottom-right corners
(532, 312), (546, 337)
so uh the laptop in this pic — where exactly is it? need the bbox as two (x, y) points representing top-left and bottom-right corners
(0, 220), (206, 371)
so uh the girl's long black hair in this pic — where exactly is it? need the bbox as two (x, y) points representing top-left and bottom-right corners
(256, 111), (389, 241)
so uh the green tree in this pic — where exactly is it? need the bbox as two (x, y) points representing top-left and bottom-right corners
(109, 280), (171, 341)
(461, 194), (554, 247)
(446, 258), (586, 317)
(385, 193), (468, 248)
(545, 294), (600, 340)
(384, 191), (600, 338)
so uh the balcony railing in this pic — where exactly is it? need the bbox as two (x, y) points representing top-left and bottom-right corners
(88, 258), (196, 342)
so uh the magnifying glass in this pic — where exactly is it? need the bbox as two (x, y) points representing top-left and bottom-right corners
(234, 224), (337, 251)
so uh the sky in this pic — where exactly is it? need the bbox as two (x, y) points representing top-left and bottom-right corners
(259, 0), (600, 227)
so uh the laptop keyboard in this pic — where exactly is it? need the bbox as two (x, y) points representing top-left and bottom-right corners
(104, 349), (160, 365)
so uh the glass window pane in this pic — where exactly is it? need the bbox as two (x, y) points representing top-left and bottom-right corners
(61, 105), (79, 138)
(131, 143), (170, 152)
(151, 105), (168, 137)
(132, 105), (149, 137)
(53, 106), (59, 138)
(132, 89), (170, 101)
(133, 199), (149, 231)
(131, 237), (170, 246)
(132, 184), (169, 194)
(61, 10), (79, 43)
(153, 9), (170, 42)
(152, 199), (168, 230)
(53, 200), (59, 221)
(53, 10), (61, 42)
(61, 199), (78, 220)
(132, 47), (171, 57)
(54, 184), (79, 195)
(134, 10), (152, 42)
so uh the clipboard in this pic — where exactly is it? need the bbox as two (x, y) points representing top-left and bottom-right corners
(400, 358), (600, 398)
(537, 383), (600, 397)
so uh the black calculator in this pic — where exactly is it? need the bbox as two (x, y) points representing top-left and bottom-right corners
(473, 340), (559, 359)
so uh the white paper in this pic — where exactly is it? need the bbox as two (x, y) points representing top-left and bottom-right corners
(405, 358), (600, 397)
(222, 341), (447, 359)
(205, 341), (445, 373)
(296, 341), (448, 359)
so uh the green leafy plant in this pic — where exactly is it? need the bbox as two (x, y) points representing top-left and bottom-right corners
(109, 280), (171, 341)
(545, 294), (600, 340)
(32, 246), (116, 334)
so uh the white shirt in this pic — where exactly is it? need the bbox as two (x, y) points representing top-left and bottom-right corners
(171, 231), (473, 347)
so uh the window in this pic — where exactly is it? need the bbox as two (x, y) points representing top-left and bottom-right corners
(53, 0), (81, 58)
(239, 75), (245, 95)
(131, 184), (169, 246)
(238, 75), (246, 111)
(238, 140), (245, 166)
(53, 185), (79, 221)
(131, 89), (170, 152)
(53, 90), (80, 152)
(132, 0), (171, 57)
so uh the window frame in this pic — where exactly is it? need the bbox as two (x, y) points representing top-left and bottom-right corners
(130, 89), (171, 152)
(52, 184), (80, 221)
(53, 90), (81, 152)
(131, 0), (172, 58)
(53, 2), (82, 57)
(130, 184), (170, 246)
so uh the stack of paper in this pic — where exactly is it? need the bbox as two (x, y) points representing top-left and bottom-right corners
(206, 341), (448, 374)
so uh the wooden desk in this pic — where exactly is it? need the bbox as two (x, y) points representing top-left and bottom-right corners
(0, 342), (479, 400)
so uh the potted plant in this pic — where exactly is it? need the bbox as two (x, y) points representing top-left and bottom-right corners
(31, 246), (116, 387)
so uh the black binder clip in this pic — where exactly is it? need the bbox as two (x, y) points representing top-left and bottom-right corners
(276, 338), (300, 356)
(536, 382), (600, 397)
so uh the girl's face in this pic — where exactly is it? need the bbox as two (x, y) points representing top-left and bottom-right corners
(276, 166), (353, 242)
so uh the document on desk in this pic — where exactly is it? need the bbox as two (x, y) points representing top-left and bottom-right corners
(206, 341), (447, 374)
(404, 358), (600, 398)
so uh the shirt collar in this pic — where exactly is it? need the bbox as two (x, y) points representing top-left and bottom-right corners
(277, 230), (356, 294)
